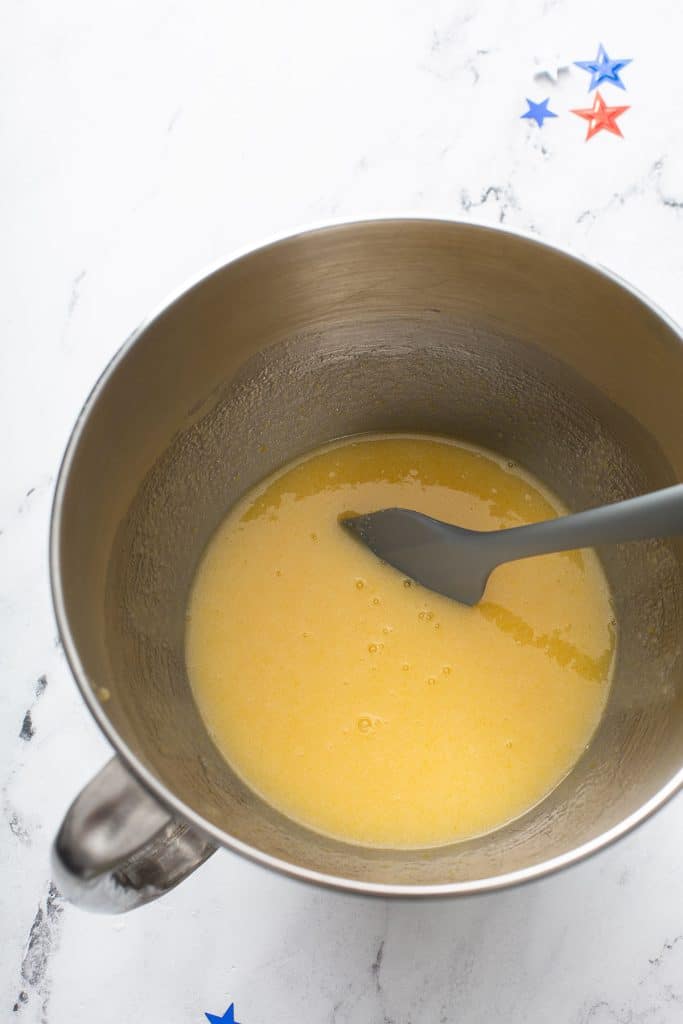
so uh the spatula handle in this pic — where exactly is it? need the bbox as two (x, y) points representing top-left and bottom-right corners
(488, 484), (683, 563)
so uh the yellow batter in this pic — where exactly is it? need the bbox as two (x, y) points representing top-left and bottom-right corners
(186, 435), (615, 848)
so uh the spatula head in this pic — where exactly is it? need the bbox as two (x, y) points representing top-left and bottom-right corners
(341, 508), (493, 606)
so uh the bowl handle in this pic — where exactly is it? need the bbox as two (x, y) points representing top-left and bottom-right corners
(52, 756), (216, 913)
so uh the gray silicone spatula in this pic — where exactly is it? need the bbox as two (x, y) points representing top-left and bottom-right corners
(341, 484), (683, 606)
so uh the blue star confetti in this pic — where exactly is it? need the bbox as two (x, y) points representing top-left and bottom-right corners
(206, 1005), (240, 1024)
(574, 43), (632, 91)
(520, 97), (558, 127)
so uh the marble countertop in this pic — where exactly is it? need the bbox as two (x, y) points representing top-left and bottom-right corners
(2, 0), (683, 1020)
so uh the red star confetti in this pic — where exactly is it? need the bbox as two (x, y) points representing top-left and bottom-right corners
(571, 90), (629, 140)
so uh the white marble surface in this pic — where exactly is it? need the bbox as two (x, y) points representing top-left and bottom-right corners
(2, 0), (683, 1021)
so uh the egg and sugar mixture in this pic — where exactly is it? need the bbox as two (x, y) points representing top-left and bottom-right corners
(186, 435), (615, 848)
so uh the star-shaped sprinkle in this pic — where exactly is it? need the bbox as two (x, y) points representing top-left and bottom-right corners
(533, 64), (570, 85)
(520, 97), (558, 128)
(574, 43), (632, 91)
(533, 52), (570, 84)
(571, 90), (629, 140)
(206, 1005), (240, 1024)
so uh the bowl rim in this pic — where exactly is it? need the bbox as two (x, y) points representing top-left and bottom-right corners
(50, 215), (683, 897)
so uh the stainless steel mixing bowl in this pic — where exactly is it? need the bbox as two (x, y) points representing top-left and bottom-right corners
(50, 219), (683, 912)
